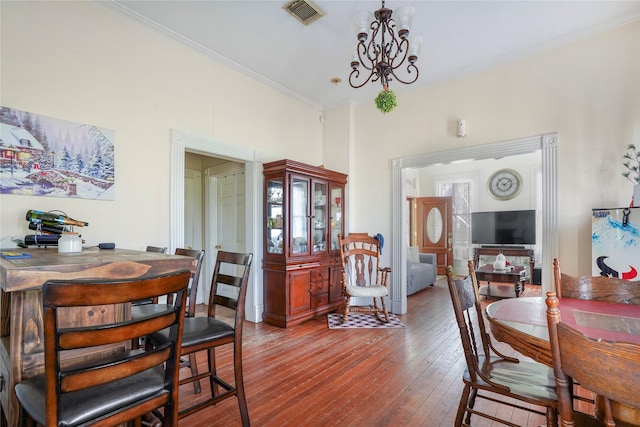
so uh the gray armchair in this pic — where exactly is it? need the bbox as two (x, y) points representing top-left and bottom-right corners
(407, 246), (437, 295)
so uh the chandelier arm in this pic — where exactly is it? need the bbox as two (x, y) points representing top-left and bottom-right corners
(388, 64), (419, 85)
(349, 68), (377, 89)
(388, 38), (409, 69)
(357, 41), (376, 72)
(383, 22), (402, 61)
(364, 24), (382, 68)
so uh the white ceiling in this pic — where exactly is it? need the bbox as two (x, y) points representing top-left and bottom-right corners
(106, 1), (640, 109)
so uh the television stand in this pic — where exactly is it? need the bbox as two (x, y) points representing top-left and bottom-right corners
(481, 245), (525, 249)
(473, 247), (535, 286)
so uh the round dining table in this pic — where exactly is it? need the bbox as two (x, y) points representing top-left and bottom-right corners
(485, 296), (640, 425)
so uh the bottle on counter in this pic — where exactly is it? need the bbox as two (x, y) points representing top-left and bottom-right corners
(26, 210), (88, 227)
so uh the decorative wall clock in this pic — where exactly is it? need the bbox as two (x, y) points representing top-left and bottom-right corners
(487, 169), (522, 200)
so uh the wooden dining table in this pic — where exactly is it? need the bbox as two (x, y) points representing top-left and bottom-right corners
(486, 296), (640, 425)
(0, 247), (195, 427)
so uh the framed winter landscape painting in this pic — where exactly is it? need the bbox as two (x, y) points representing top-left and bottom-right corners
(0, 107), (115, 199)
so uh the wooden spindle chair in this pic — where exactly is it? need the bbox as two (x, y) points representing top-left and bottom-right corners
(445, 261), (558, 427)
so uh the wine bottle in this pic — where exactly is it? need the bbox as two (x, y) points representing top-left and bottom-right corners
(28, 222), (65, 234)
(25, 210), (88, 227)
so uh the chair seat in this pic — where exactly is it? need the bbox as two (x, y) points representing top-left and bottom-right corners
(345, 284), (388, 298)
(151, 316), (234, 348)
(15, 365), (166, 427)
(465, 355), (557, 403)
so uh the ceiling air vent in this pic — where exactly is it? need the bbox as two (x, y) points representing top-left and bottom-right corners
(283, 0), (325, 25)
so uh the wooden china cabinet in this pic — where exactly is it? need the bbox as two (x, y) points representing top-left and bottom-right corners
(262, 159), (347, 328)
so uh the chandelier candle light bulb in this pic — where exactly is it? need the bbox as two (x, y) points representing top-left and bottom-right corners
(351, 10), (374, 41)
(395, 6), (415, 36)
(408, 36), (423, 61)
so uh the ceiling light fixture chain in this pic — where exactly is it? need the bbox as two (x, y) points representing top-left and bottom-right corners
(349, 0), (422, 90)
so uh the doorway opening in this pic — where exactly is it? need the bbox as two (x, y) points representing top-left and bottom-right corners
(391, 134), (559, 315)
(170, 130), (263, 323)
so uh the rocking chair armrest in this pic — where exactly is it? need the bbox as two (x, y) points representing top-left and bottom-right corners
(378, 267), (391, 287)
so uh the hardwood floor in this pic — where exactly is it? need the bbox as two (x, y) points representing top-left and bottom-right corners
(179, 278), (547, 426)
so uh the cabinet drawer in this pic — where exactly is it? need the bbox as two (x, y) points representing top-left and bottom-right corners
(311, 268), (329, 281)
(312, 280), (329, 294)
(311, 293), (329, 308)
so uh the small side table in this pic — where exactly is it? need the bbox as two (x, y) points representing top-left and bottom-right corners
(474, 264), (526, 298)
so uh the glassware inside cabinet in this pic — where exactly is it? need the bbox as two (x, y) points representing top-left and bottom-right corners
(312, 181), (328, 254)
(266, 179), (283, 254)
(291, 177), (309, 254)
(330, 186), (343, 251)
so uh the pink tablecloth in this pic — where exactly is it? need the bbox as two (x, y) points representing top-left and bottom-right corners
(489, 297), (640, 343)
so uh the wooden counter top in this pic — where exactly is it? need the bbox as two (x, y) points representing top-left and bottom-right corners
(0, 247), (194, 292)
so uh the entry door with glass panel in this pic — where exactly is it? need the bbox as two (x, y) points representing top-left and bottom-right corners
(415, 197), (453, 275)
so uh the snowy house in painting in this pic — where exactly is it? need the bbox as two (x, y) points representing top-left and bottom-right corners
(0, 123), (45, 170)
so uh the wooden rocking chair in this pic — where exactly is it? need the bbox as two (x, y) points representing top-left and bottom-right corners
(338, 233), (391, 323)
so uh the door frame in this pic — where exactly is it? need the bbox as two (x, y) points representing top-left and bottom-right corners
(391, 134), (558, 315)
(170, 129), (264, 323)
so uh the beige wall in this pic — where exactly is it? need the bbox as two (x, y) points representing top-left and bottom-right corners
(0, 1), (323, 248)
(325, 21), (640, 276)
(1, 1), (638, 281)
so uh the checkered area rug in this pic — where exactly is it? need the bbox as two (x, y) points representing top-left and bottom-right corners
(327, 313), (406, 329)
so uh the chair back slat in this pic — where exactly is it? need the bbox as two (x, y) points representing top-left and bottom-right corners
(61, 347), (172, 393)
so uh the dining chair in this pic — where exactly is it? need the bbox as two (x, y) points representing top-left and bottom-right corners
(14, 269), (191, 427)
(338, 233), (391, 323)
(131, 245), (170, 309)
(552, 257), (640, 412)
(445, 261), (558, 427)
(553, 258), (640, 304)
(146, 245), (168, 253)
(148, 250), (253, 425)
(133, 248), (206, 392)
(546, 291), (640, 426)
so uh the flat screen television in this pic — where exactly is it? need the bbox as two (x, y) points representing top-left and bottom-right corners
(471, 209), (536, 246)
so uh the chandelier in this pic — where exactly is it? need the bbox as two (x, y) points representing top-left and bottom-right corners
(349, 0), (422, 90)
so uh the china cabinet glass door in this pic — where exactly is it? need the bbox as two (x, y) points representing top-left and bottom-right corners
(312, 181), (328, 254)
(290, 176), (309, 255)
(266, 178), (283, 254)
(330, 186), (343, 251)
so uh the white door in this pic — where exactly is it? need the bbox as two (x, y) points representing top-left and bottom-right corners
(203, 167), (245, 301)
